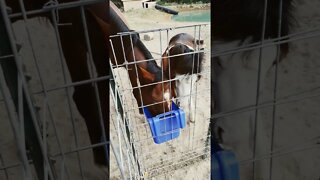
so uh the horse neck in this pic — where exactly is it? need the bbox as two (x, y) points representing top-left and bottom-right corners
(108, 4), (164, 87)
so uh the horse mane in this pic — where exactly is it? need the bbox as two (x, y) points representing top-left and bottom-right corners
(135, 40), (163, 80)
(110, 6), (163, 82)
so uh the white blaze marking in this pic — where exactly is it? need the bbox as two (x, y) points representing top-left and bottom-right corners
(175, 74), (198, 122)
(164, 90), (171, 110)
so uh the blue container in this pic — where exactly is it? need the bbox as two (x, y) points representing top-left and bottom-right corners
(211, 154), (222, 180)
(143, 102), (186, 144)
(215, 150), (240, 180)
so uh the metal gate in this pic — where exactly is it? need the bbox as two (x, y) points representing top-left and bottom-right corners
(109, 24), (211, 179)
(0, 1), (211, 180)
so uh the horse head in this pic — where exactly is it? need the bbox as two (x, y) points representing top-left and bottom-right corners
(91, 2), (173, 116)
(161, 33), (205, 123)
(137, 65), (172, 116)
(162, 33), (204, 79)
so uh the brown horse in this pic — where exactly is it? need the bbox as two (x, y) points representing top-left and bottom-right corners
(6, 0), (173, 168)
(105, 2), (173, 116)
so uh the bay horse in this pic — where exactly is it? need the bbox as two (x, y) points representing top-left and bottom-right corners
(162, 33), (205, 123)
(105, 2), (173, 116)
(6, 0), (172, 170)
(212, 0), (294, 179)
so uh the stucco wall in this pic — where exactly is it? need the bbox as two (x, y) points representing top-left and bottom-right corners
(122, 0), (143, 11)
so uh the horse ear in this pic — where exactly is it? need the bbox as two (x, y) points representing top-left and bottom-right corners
(138, 66), (155, 83)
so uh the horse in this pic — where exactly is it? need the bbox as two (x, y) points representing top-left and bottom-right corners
(212, 0), (294, 179)
(105, 2), (173, 116)
(5, 0), (173, 170)
(162, 33), (205, 123)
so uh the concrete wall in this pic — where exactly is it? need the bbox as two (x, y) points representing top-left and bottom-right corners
(122, 0), (156, 11)
(142, 1), (156, 9)
(122, 0), (143, 11)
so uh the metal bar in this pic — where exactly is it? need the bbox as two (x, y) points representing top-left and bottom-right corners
(269, 0), (284, 179)
(240, 144), (320, 165)
(0, 154), (9, 180)
(32, 75), (112, 95)
(211, 87), (320, 119)
(17, 65), (27, 179)
(0, 1), (55, 179)
(17, 0), (76, 178)
(126, 88), (210, 111)
(0, 54), (14, 61)
(109, 35), (143, 175)
(80, 5), (107, 149)
(127, 34), (144, 163)
(109, 64), (142, 177)
(51, 141), (109, 158)
(0, 75), (113, 105)
(0, 160), (32, 171)
(147, 151), (210, 177)
(110, 141), (126, 179)
(111, 50), (208, 69)
(111, 23), (209, 36)
(9, 0), (105, 19)
(110, 86), (139, 178)
(1, 3), (40, 179)
(132, 125), (211, 144)
(0, 5), (32, 177)
(119, 69), (210, 91)
(49, 8), (85, 179)
(0, 68), (208, 105)
(252, 0), (269, 178)
(0, 45), (34, 180)
(211, 28), (320, 58)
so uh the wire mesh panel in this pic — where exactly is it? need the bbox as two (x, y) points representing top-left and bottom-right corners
(212, 0), (320, 179)
(0, 0), (115, 179)
(109, 24), (211, 179)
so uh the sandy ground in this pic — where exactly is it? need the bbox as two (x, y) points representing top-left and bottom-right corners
(109, 7), (211, 180)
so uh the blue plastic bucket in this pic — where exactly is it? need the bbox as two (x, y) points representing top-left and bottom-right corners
(143, 102), (186, 144)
